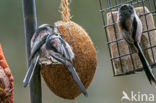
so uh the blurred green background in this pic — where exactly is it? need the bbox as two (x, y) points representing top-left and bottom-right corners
(0, 0), (156, 103)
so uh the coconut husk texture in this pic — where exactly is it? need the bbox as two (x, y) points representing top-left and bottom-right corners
(107, 7), (156, 75)
(40, 21), (97, 99)
(0, 44), (14, 102)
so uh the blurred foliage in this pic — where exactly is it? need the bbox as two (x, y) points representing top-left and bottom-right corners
(0, 0), (156, 103)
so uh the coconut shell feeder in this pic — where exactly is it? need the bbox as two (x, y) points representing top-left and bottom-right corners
(40, 0), (97, 99)
(99, 0), (156, 76)
(0, 44), (14, 103)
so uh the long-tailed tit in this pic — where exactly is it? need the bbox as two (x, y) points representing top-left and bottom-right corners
(117, 4), (156, 84)
(23, 24), (88, 96)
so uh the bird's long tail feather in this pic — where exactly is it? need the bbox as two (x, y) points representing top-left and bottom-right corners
(68, 65), (88, 96)
(23, 52), (40, 87)
(49, 52), (88, 96)
(135, 42), (156, 84)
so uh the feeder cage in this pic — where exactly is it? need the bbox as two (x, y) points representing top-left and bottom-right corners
(99, 0), (156, 76)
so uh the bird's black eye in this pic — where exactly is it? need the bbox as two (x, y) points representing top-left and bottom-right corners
(60, 34), (63, 38)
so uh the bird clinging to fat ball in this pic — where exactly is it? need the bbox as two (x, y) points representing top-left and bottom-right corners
(23, 0), (97, 99)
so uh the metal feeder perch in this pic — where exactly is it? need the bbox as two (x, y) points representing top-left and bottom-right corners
(99, 0), (156, 76)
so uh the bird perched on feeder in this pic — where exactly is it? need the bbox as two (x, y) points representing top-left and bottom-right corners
(117, 4), (156, 84)
(23, 0), (97, 99)
(23, 24), (88, 96)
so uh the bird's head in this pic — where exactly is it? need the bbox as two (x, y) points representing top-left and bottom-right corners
(45, 33), (62, 52)
(36, 24), (53, 35)
(31, 24), (53, 46)
(119, 4), (134, 18)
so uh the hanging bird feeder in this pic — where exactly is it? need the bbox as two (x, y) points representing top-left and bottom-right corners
(99, 0), (156, 76)
(40, 0), (97, 99)
(0, 44), (14, 103)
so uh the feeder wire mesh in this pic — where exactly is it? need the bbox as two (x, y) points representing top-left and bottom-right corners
(99, 0), (156, 76)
